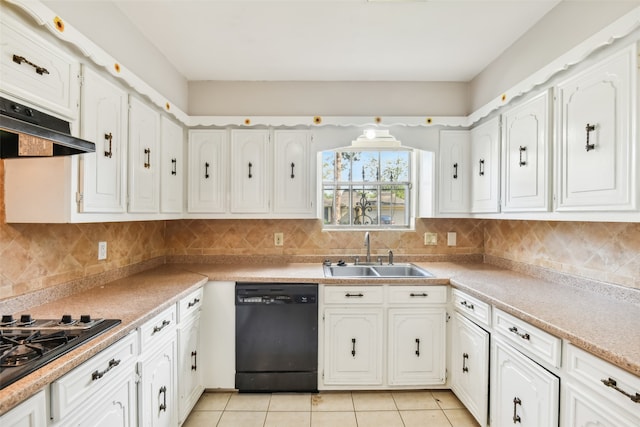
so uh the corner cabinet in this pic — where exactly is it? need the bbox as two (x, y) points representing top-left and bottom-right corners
(555, 43), (638, 211)
(470, 117), (501, 213)
(128, 96), (160, 213)
(501, 90), (552, 212)
(438, 130), (471, 214)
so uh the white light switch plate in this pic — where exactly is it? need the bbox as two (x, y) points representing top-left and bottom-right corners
(98, 241), (107, 260)
(447, 232), (457, 246)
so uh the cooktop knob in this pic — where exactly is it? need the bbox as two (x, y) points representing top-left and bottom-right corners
(80, 314), (91, 323)
(61, 314), (73, 324)
(20, 314), (33, 323)
(1, 314), (14, 323)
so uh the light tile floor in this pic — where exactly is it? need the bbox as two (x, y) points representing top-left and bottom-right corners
(183, 390), (480, 427)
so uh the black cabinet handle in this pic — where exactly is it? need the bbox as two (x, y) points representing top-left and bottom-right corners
(191, 351), (198, 371)
(104, 133), (113, 158)
(410, 292), (428, 297)
(152, 319), (170, 334)
(519, 146), (527, 166)
(345, 293), (364, 298)
(453, 163), (458, 179)
(188, 298), (200, 308)
(601, 377), (640, 403)
(159, 386), (167, 412)
(415, 338), (420, 357)
(512, 397), (522, 423)
(171, 158), (177, 175)
(91, 358), (120, 381)
(508, 326), (530, 341)
(13, 54), (49, 75)
(479, 159), (485, 176)
(585, 123), (596, 152)
(462, 353), (469, 373)
(290, 162), (295, 179)
(351, 338), (356, 357)
(205, 162), (210, 179)
(144, 148), (151, 169)
(248, 162), (253, 178)
(460, 300), (475, 310)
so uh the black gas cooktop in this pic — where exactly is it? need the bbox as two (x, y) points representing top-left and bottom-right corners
(0, 314), (121, 389)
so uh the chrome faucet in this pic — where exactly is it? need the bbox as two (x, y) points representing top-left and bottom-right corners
(388, 250), (394, 265)
(364, 232), (371, 263)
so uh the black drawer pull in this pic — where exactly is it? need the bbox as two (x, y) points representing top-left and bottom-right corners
(453, 163), (458, 179)
(171, 158), (177, 176)
(415, 338), (420, 357)
(462, 353), (469, 373)
(290, 162), (295, 179)
(159, 386), (167, 412)
(508, 326), (530, 341)
(601, 377), (640, 403)
(205, 162), (210, 179)
(152, 319), (170, 334)
(104, 132), (113, 158)
(91, 358), (121, 381)
(478, 159), (485, 176)
(188, 298), (200, 308)
(519, 146), (527, 166)
(191, 351), (198, 371)
(345, 293), (364, 298)
(585, 123), (596, 152)
(410, 292), (428, 297)
(460, 300), (475, 310)
(351, 338), (356, 357)
(13, 54), (49, 75)
(512, 397), (522, 423)
(144, 148), (151, 168)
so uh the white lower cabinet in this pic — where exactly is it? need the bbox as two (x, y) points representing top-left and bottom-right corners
(491, 337), (559, 427)
(177, 287), (204, 425)
(0, 389), (47, 427)
(321, 285), (447, 389)
(450, 311), (489, 427)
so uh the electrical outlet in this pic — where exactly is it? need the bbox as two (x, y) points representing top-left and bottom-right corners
(274, 233), (284, 246)
(98, 241), (107, 260)
(424, 232), (437, 245)
(447, 232), (457, 246)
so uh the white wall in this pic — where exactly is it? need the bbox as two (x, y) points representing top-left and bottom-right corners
(469, 0), (640, 111)
(42, 0), (189, 112)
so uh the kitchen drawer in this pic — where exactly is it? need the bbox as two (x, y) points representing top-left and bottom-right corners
(324, 286), (384, 304)
(493, 308), (561, 368)
(452, 288), (491, 327)
(50, 332), (137, 421)
(139, 304), (177, 351)
(387, 285), (447, 305)
(0, 14), (79, 119)
(178, 287), (203, 322)
(565, 343), (640, 415)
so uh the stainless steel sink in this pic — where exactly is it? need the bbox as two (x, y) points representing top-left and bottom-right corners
(323, 263), (433, 278)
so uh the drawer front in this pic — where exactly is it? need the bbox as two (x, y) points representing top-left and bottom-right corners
(178, 287), (204, 322)
(139, 305), (177, 351)
(493, 308), (561, 367)
(387, 285), (447, 305)
(50, 332), (137, 421)
(452, 288), (491, 327)
(565, 343), (640, 416)
(324, 286), (384, 304)
(0, 15), (79, 118)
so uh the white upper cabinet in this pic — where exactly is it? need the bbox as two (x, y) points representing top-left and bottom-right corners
(501, 90), (552, 212)
(470, 117), (501, 213)
(160, 117), (184, 214)
(230, 129), (270, 213)
(79, 66), (128, 213)
(187, 130), (228, 213)
(0, 14), (79, 119)
(439, 130), (471, 214)
(128, 96), (160, 213)
(273, 130), (313, 215)
(555, 43), (637, 211)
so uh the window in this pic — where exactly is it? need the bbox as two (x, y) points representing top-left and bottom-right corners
(321, 147), (413, 229)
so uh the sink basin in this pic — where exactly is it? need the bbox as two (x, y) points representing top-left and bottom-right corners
(324, 263), (433, 278)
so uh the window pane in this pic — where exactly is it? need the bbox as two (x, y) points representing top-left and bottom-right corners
(321, 152), (335, 182)
(380, 151), (410, 182)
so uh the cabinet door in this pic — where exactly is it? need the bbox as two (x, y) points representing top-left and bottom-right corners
(470, 117), (501, 213)
(556, 44), (636, 211)
(0, 14), (79, 118)
(128, 97), (160, 213)
(187, 130), (228, 213)
(160, 116), (183, 213)
(323, 308), (383, 386)
(501, 90), (551, 212)
(230, 129), (270, 213)
(564, 381), (640, 427)
(0, 389), (47, 427)
(388, 308), (446, 385)
(178, 314), (203, 425)
(79, 66), (128, 213)
(491, 338), (559, 427)
(273, 130), (313, 214)
(450, 312), (489, 427)
(439, 130), (470, 214)
(139, 337), (177, 427)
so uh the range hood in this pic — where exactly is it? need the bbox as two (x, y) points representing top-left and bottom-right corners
(0, 96), (95, 158)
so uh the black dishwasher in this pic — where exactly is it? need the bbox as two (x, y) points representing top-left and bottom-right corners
(235, 282), (318, 392)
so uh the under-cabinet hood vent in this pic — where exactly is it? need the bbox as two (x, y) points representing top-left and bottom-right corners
(0, 96), (95, 158)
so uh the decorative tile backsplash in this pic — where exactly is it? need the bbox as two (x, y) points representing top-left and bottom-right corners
(1, 159), (638, 298)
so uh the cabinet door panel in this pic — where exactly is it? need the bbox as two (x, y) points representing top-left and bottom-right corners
(439, 130), (471, 214)
(160, 117), (183, 213)
(564, 382), (640, 427)
(273, 130), (312, 214)
(471, 117), (500, 213)
(178, 315), (203, 424)
(80, 66), (127, 213)
(128, 97), (160, 213)
(230, 130), (270, 213)
(323, 309), (383, 385)
(188, 130), (228, 213)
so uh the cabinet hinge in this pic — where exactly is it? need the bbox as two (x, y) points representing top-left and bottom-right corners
(446, 312), (451, 322)
(76, 192), (83, 205)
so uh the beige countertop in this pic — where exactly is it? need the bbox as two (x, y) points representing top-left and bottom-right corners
(1, 260), (639, 416)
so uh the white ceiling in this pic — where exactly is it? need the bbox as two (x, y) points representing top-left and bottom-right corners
(112, 0), (560, 82)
